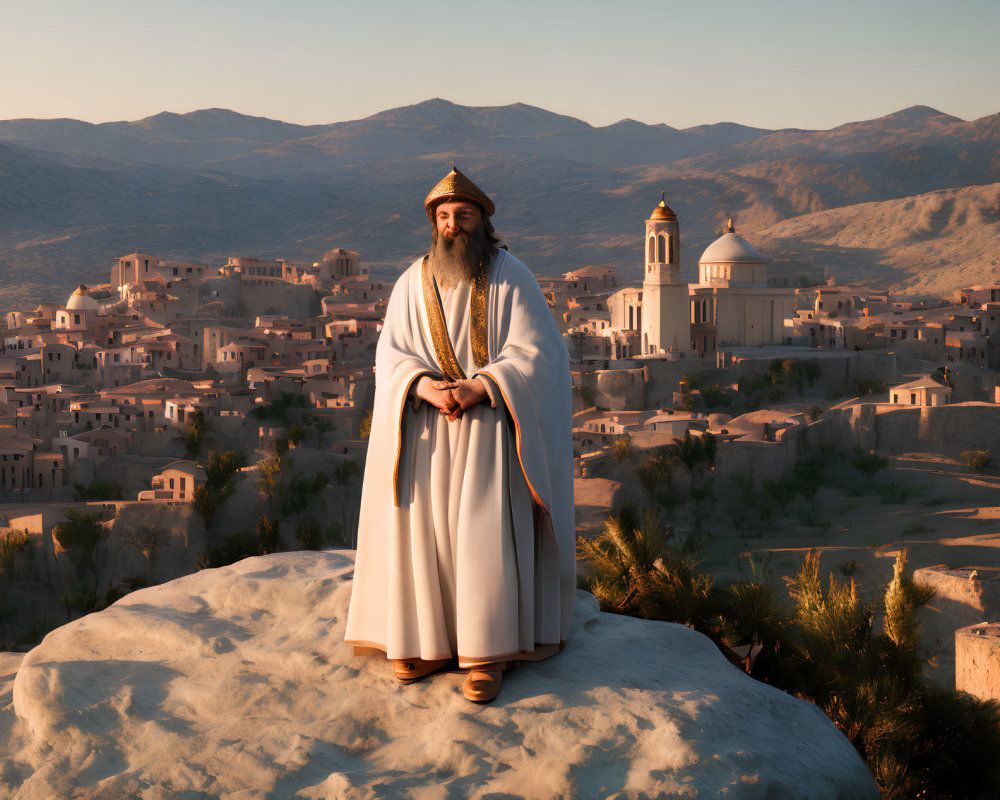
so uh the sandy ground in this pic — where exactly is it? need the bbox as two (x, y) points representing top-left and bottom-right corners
(576, 451), (1000, 688)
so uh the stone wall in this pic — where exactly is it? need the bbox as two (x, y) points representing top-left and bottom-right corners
(956, 623), (1000, 702)
(818, 402), (1000, 457)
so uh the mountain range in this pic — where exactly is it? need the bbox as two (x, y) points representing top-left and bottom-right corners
(1, 98), (998, 308)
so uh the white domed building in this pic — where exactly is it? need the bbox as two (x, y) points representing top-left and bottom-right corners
(609, 204), (796, 357)
(55, 285), (100, 332)
(698, 220), (768, 287)
(690, 220), (794, 353)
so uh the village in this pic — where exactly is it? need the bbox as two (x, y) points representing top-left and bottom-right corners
(3, 196), (1000, 701)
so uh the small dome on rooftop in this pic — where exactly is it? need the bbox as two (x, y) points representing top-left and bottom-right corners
(65, 285), (99, 311)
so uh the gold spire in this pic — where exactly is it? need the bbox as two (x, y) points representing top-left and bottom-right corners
(649, 190), (677, 221)
(726, 217), (735, 233)
(424, 166), (495, 219)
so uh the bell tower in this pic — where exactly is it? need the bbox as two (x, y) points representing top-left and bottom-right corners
(641, 193), (691, 356)
(645, 192), (680, 282)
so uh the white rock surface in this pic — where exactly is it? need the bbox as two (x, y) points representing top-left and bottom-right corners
(0, 551), (877, 799)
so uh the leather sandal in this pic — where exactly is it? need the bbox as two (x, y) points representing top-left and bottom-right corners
(461, 660), (515, 703)
(393, 658), (451, 684)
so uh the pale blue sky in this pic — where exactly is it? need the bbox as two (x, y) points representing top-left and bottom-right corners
(2, 0), (997, 129)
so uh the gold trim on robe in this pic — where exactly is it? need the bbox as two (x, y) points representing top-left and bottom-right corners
(420, 255), (491, 379)
(470, 266), (489, 369)
(421, 256), (467, 382)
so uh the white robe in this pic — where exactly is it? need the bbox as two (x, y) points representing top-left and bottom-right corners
(344, 250), (575, 666)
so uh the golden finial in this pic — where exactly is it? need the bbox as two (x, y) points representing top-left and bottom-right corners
(726, 217), (734, 233)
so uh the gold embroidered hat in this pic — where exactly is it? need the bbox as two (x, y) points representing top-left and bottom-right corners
(424, 167), (496, 219)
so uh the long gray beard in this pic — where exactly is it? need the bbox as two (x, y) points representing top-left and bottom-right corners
(430, 228), (496, 289)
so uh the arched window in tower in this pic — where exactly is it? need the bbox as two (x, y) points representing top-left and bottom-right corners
(647, 237), (655, 264)
(657, 234), (667, 264)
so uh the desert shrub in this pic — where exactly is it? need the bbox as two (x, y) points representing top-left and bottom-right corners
(123, 574), (148, 590)
(287, 423), (306, 446)
(700, 384), (738, 409)
(193, 450), (245, 528)
(613, 435), (634, 463)
(250, 391), (309, 423)
(192, 483), (233, 528)
(197, 530), (261, 570)
(578, 523), (1000, 796)
(0, 530), (30, 574)
(325, 522), (346, 546)
(204, 450), (246, 488)
(59, 590), (100, 618)
(310, 470), (329, 494)
(851, 449), (887, 477)
(853, 379), (886, 397)
(53, 509), (104, 556)
(335, 460), (362, 486)
(184, 410), (208, 459)
(257, 515), (282, 555)
(73, 480), (123, 501)
(961, 449), (992, 474)
(295, 520), (323, 550)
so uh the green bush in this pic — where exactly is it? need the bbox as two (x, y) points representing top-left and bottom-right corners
(53, 509), (104, 556)
(250, 391), (309, 423)
(578, 529), (1000, 797)
(72, 480), (123, 501)
(197, 530), (261, 570)
(0, 530), (30, 575)
(851, 449), (887, 477)
(257, 515), (281, 555)
(325, 522), (346, 546)
(613, 436), (634, 463)
(853, 379), (886, 397)
(295, 520), (323, 550)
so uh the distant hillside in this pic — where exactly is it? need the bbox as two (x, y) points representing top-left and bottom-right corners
(752, 182), (1000, 297)
(0, 108), (330, 168)
(0, 100), (998, 308)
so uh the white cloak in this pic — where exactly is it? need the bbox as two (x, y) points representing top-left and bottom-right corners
(344, 249), (575, 665)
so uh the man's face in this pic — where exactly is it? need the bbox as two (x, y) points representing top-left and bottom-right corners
(435, 201), (483, 242)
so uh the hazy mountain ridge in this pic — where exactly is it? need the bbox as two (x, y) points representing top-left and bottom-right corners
(752, 183), (1000, 296)
(0, 99), (996, 307)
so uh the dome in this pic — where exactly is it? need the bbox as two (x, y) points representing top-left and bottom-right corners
(648, 192), (676, 221)
(699, 232), (766, 264)
(65, 285), (99, 311)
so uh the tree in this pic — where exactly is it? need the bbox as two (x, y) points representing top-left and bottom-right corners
(578, 534), (1000, 797)
(257, 514), (281, 554)
(193, 450), (246, 528)
(184, 409), (208, 458)
(287, 423), (306, 447)
(0, 530), (30, 581)
(612, 435), (634, 463)
(52, 509), (105, 579)
(73, 480), (123, 501)
(295, 520), (323, 550)
(121, 526), (170, 584)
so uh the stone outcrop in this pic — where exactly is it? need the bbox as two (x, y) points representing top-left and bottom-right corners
(1, 551), (877, 799)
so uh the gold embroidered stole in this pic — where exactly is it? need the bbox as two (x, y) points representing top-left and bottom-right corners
(421, 256), (490, 379)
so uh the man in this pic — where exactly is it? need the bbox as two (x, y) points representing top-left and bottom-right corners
(344, 168), (575, 703)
